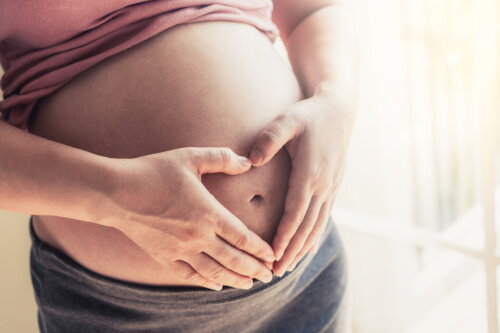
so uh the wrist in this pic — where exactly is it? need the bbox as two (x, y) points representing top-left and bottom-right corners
(89, 156), (159, 230)
(75, 155), (128, 228)
(313, 83), (356, 122)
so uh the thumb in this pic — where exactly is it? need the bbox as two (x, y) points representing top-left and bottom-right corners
(188, 147), (252, 175)
(249, 113), (301, 166)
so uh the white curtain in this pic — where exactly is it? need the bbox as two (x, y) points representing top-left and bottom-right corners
(335, 0), (499, 332)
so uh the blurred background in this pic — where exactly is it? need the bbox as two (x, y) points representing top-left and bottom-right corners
(1, 0), (499, 332)
(330, 0), (499, 332)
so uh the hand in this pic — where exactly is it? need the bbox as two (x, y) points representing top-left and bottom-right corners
(248, 92), (354, 276)
(103, 147), (276, 290)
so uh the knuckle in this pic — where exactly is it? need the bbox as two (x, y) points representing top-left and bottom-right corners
(217, 148), (234, 168)
(185, 147), (201, 165)
(260, 129), (281, 147)
(216, 218), (233, 236)
(182, 227), (205, 244)
(228, 255), (245, 270)
(207, 267), (225, 281)
(275, 113), (288, 122)
(277, 112), (299, 129)
(235, 234), (249, 249)
(217, 220), (229, 236)
(183, 269), (198, 281)
(202, 209), (220, 228)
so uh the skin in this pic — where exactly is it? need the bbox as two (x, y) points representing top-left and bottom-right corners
(101, 148), (280, 290)
(29, 21), (302, 290)
(261, 0), (357, 275)
(0, 0), (355, 289)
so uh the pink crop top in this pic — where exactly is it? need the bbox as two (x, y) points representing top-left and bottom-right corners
(0, 0), (280, 132)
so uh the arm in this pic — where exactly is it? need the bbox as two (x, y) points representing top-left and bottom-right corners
(272, 0), (356, 101)
(0, 120), (117, 223)
(0, 120), (274, 288)
(250, 0), (357, 275)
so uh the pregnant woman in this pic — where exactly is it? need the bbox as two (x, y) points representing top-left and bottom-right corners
(0, 0), (355, 332)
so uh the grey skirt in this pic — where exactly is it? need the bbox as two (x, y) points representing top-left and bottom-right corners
(29, 214), (349, 333)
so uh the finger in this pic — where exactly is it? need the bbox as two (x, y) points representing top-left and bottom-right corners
(204, 236), (273, 283)
(308, 220), (327, 254)
(283, 195), (325, 271)
(171, 260), (223, 291)
(309, 222), (327, 254)
(188, 253), (254, 290)
(308, 197), (335, 254)
(290, 197), (333, 269)
(272, 195), (323, 276)
(263, 260), (274, 270)
(188, 147), (252, 175)
(249, 113), (301, 166)
(213, 204), (276, 263)
(271, 166), (312, 261)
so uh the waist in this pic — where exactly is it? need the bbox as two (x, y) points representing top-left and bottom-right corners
(29, 214), (341, 299)
(29, 20), (304, 286)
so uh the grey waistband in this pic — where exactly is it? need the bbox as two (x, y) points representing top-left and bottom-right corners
(30, 215), (348, 332)
(29, 215), (340, 305)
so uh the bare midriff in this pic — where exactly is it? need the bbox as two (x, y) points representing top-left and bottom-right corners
(29, 21), (304, 286)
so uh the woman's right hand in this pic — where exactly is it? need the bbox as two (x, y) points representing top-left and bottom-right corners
(101, 147), (275, 290)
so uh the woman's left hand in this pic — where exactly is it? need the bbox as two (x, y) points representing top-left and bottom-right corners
(248, 91), (354, 277)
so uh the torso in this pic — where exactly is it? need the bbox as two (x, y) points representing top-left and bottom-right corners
(29, 21), (304, 286)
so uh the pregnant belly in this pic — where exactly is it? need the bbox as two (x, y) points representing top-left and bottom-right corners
(29, 21), (304, 286)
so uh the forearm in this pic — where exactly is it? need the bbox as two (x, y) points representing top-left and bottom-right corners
(282, 2), (356, 104)
(0, 120), (117, 224)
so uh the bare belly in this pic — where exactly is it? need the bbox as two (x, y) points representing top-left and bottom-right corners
(29, 21), (304, 286)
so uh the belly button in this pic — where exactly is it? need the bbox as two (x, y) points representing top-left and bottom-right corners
(250, 194), (264, 206)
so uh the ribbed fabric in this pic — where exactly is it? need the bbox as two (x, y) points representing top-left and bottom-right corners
(0, 0), (280, 132)
(29, 214), (349, 332)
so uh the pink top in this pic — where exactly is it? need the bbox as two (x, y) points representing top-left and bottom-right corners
(0, 0), (279, 132)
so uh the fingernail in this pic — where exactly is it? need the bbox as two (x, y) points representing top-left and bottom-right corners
(261, 271), (273, 283)
(274, 267), (285, 277)
(287, 262), (297, 272)
(210, 284), (223, 291)
(242, 279), (253, 289)
(276, 248), (285, 261)
(239, 156), (251, 168)
(250, 150), (263, 165)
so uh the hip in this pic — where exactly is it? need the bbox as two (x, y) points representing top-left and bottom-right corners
(30, 214), (349, 333)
